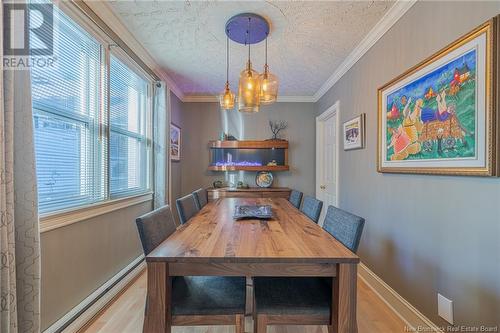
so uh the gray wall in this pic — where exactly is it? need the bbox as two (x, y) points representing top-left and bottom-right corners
(41, 201), (151, 330)
(178, 102), (316, 197)
(315, 1), (500, 326)
(170, 91), (183, 225)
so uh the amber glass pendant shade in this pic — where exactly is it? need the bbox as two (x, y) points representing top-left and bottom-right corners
(219, 35), (235, 110)
(220, 82), (235, 110)
(259, 64), (279, 104)
(238, 60), (261, 113)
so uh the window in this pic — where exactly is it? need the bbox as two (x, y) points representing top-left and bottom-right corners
(109, 55), (151, 197)
(31, 6), (152, 214)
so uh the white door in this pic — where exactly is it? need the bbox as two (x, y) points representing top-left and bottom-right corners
(316, 102), (339, 225)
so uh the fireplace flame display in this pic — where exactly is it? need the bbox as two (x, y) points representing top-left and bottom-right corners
(210, 148), (285, 168)
(215, 161), (263, 167)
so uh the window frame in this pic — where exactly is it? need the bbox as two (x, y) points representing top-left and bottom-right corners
(36, 2), (155, 226)
(108, 48), (154, 199)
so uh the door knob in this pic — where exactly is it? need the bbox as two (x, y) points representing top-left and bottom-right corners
(320, 185), (326, 189)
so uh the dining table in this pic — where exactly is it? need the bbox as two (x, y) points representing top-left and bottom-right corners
(144, 197), (360, 333)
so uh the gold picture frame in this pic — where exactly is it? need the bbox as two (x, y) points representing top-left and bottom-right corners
(377, 16), (498, 176)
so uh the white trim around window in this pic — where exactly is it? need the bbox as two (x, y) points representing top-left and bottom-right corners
(39, 192), (153, 233)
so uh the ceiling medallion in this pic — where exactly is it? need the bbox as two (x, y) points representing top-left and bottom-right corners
(219, 13), (279, 113)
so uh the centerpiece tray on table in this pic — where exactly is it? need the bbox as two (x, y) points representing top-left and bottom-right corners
(233, 205), (273, 220)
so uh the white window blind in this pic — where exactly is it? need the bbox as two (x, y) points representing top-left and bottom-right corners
(31, 5), (153, 215)
(109, 55), (150, 197)
(32, 7), (103, 214)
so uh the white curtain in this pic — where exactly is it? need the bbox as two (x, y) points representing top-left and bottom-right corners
(0, 5), (41, 333)
(153, 82), (170, 209)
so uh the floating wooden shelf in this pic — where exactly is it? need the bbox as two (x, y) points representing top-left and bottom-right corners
(207, 165), (290, 172)
(207, 187), (292, 201)
(209, 140), (289, 149)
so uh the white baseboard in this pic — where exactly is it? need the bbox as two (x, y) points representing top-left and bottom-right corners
(44, 255), (146, 333)
(358, 262), (442, 332)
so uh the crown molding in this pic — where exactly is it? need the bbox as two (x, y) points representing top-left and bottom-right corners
(82, 0), (185, 101)
(312, 0), (417, 102)
(277, 96), (316, 103)
(182, 95), (219, 103)
(88, 0), (415, 104)
(181, 95), (316, 103)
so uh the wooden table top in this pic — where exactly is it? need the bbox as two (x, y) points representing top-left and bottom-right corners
(147, 198), (359, 264)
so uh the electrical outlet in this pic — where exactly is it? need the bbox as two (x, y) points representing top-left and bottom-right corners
(438, 293), (454, 324)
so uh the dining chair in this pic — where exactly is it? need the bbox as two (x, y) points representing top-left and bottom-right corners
(136, 205), (246, 333)
(253, 205), (365, 333)
(322, 205), (365, 253)
(288, 189), (303, 209)
(300, 195), (323, 223)
(135, 205), (177, 255)
(176, 193), (200, 225)
(192, 187), (208, 210)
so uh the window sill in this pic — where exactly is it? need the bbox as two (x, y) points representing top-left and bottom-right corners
(40, 192), (153, 233)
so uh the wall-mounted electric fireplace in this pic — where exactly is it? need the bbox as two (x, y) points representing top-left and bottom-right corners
(208, 140), (289, 171)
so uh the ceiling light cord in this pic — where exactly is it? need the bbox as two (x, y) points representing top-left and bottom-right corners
(265, 34), (268, 66)
(226, 33), (229, 84)
(247, 17), (251, 64)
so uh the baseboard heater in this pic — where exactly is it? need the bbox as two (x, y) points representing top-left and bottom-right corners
(44, 255), (145, 333)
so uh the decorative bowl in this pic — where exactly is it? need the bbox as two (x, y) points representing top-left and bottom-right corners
(256, 171), (273, 188)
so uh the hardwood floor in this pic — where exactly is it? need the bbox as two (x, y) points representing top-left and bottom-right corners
(82, 271), (407, 333)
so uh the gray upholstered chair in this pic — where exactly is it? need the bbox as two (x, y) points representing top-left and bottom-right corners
(322, 205), (365, 253)
(253, 277), (331, 332)
(300, 195), (323, 223)
(176, 194), (200, 225)
(192, 188), (208, 210)
(253, 205), (365, 333)
(136, 205), (246, 333)
(135, 205), (177, 255)
(288, 189), (303, 209)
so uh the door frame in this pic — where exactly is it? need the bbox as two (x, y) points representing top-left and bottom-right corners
(316, 101), (340, 211)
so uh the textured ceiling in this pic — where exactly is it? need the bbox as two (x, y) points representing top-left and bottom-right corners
(108, 1), (394, 97)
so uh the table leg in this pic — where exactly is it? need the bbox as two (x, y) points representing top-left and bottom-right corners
(246, 276), (254, 315)
(331, 263), (358, 333)
(143, 262), (171, 333)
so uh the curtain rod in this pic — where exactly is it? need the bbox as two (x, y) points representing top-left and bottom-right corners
(72, 0), (161, 82)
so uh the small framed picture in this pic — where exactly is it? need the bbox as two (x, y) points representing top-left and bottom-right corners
(170, 123), (181, 161)
(343, 114), (365, 151)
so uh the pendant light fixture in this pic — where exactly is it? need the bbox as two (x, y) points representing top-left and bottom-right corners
(237, 17), (261, 113)
(224, 13), (276, 113)
(219, 33), (235, 110)
(259, 35), (278, 104)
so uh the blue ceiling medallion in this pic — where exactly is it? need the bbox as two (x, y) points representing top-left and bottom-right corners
(225, 13), (270, 45)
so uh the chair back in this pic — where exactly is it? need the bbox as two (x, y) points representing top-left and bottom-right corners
(135, 205), (177, 255)
(176, 194), (200, 225)
(322, 205), (365, 253)
(192, 188), (208, 210)
(288, 189), (303, 209)
(300, 196), (323, 223)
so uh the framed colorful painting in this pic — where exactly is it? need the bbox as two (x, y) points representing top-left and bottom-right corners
(378, 17), (498, 176)
(170, 123), (181, 162)
(343, 114), (365, 150)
